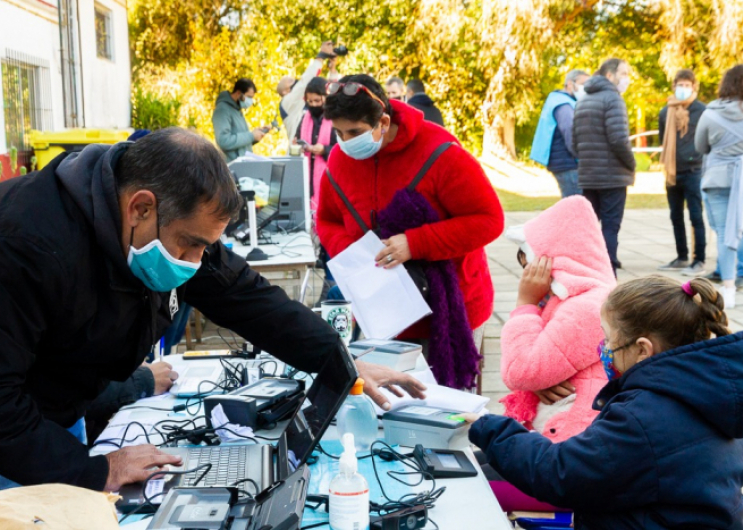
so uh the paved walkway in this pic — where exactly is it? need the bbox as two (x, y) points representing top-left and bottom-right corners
(481, 154), (667, 196)
(481, 208), (743, 413)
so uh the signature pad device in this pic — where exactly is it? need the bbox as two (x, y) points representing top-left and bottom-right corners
(382, 405), (470, 450)
(204, 378), (305, 430)
(147, 465), (310, 530)
(412, 445), (478, 478)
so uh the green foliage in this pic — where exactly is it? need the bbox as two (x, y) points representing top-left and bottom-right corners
(128, 0), (743, 158)
(131, 88), (181, 130)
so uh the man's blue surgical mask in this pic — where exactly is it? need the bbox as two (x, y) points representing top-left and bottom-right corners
(675, 86), (693, 101)
(128, 226), (201, 292)
(337, 125), (384, 160)
(240, 97), (254, 110)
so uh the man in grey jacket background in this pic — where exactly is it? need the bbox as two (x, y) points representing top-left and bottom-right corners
(212, 78), (268, 161)
(573, 58), (636, 274)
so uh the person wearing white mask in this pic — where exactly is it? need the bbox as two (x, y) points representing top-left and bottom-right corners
(658, 69), (707, 277)
(572, 58), (636, 275)
(212, 78), (270, 161)
(530, 69), (589, 197)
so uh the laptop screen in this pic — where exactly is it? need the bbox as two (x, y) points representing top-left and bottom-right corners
(285, 341), (357, 467)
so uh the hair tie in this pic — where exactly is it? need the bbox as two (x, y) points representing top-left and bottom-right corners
(681, 281), (694, 296)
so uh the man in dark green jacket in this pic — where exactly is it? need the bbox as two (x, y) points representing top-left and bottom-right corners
(212, 78), (267, 161)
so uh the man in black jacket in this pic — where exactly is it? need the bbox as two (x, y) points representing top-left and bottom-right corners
(0, 128), (425, 492)
(573, 58), (636, 274)
(657, 69), (707, 276)
(406, 79), (445, 127)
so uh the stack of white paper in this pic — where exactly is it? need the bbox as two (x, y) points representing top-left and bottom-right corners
(371, 370), (490, 416)
(328, 231), (432, 339)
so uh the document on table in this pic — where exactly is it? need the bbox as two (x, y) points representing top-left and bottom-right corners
(93, 410), (162, 453)
(328, 231), (432, 339)
(371, 369), (490, 416)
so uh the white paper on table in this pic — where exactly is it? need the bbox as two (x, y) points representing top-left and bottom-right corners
(327, 231), (431, 339)
(94, 410), (160, 453)
(372, 369), (490, 416)
(210, 404), (255, 443)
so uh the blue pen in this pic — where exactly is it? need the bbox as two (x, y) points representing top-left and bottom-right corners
(159, 337), (165, 363)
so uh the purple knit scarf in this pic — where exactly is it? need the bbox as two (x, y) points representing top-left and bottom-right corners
(378, 189), (481, 389)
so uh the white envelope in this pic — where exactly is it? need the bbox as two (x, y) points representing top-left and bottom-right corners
(328, 231), (432, 339)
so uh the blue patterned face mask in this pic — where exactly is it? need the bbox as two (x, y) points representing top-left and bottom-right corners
(597, 339), (634, 381)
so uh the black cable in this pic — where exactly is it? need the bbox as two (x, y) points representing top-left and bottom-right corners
(231, 477), (260, 497)
(217, 327), (242, 350)
(258, 360), (278, 377)
(300, 523), (330, 530)
(91, 421), (152, 449)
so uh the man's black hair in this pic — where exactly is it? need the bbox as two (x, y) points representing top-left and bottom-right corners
(234, 78), (257, 94)
(406, 79), (426, 95)
(323, 74), (392, 126)
(305, 76), (328, 97)
(115, 127), (242, 226)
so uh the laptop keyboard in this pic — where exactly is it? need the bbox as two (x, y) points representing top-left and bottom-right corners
(183, 445), (248, 487)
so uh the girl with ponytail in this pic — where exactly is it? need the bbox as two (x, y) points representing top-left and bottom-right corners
(465, 276), (743, 529)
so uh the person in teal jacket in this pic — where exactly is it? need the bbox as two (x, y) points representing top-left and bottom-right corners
(212, 78), (267, 161)
(530, 69), (589, 197)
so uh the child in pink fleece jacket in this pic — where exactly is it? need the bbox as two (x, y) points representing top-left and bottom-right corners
(500, 195), (616, 443)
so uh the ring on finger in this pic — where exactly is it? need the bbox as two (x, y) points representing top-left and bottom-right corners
(386, 254), (393, 263)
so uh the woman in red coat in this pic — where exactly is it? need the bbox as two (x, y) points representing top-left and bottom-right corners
(317, 74), (504, 389)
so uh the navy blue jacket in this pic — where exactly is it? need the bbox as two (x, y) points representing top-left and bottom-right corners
(470, 332), (743, 529)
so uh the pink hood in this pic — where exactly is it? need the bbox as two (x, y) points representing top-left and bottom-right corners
(500, 196), (616, 443)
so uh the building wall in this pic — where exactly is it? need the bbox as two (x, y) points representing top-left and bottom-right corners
(0, 0), (129, 176)
(77, 0), (130, 129)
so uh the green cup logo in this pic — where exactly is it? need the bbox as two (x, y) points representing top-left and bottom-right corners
(327, 307), (352, 341)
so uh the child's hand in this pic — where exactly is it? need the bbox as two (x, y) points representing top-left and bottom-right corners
(534, 380), (576, 404)
(517, 256), (552, 306)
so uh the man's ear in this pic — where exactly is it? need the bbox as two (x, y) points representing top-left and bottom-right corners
(124, 190), (157, 228)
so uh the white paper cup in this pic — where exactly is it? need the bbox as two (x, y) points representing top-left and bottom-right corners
(321, 300), (353, 345)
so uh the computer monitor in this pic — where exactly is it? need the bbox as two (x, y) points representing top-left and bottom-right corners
(255, 163), (285, 231)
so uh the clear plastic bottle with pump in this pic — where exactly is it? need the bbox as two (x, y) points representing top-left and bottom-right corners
(336, 378), (378, 453)
(329, 433), (370, 530)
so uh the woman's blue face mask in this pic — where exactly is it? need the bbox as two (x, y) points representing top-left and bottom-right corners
(337, 123), (384, 160)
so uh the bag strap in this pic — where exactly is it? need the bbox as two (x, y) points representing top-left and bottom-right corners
(325, 168), (370, 233)
(407, 142), (454, 191)
(325, 141), (455, 234)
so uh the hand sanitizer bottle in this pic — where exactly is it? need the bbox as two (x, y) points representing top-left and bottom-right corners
(329, 433), (370, 530)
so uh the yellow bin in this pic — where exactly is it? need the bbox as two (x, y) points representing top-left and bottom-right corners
(29, 129), (131, 170)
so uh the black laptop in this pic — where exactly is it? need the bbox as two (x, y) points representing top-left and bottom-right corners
(117, 340), (357, 512)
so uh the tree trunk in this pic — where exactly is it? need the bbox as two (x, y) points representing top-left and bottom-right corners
(483, 113), (517, 160)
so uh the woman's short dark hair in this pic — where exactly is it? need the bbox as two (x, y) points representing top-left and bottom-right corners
(115, 127), (242, 226)
(305, 77), (327, 97)
(323, 74), (391, 126)
(597, 58), (626, 77)
(718, 65), (743, 101)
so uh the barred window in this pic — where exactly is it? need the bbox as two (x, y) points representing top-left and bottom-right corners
(1, 50), (52, 153)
